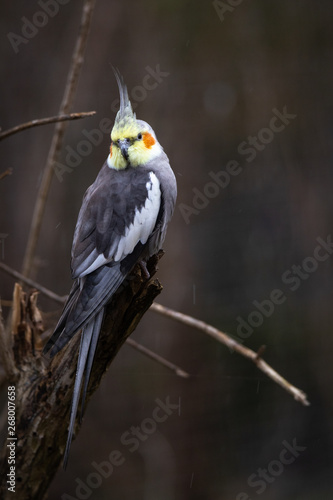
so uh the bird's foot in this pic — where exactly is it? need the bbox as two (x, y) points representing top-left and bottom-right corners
(139, 251), (165, 280)
(139, 260), (151, 279)
(147, 250), (165, 276)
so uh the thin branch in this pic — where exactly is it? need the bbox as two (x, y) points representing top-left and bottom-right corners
(0, 262), (66, 304)
(0, 112), (96, 141)
(0, 300), (12, 308)
(0, 261), (310, 406)
(126, 338), (190, 378)
(150, 303), (310, 406)
(0, 168), (12, 180)
(21, 0), (97, 279)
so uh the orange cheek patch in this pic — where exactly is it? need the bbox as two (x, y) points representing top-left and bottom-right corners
(143, 132), (156, 149)
(110, 143), (113, 157)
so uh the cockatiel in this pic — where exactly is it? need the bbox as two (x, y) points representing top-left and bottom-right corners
(44, 70), (177, 467)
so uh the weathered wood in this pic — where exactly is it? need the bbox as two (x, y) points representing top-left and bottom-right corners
(0, 258), (162, 499)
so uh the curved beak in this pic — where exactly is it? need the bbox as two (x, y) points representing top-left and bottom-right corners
(118, 139), (130, 161)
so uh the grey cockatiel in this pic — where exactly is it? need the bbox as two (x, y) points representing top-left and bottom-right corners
(44, 70), (177, 468)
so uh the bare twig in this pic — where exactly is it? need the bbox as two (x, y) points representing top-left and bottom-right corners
(126, 338), (190, 378)
(150, 303), (310, 406)
(0, 169), (12, 180)
(21, 0), (97, 278)
(0, 262), (66, 304)
(0, 112), (96, 141)
(0, 261), (310, 406)
(0, 300), (12, 308)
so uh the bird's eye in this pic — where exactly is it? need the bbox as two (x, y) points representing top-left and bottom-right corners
(137, 133), (142, 140)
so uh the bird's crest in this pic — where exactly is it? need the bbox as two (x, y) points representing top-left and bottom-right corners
(112, 68), (138, 140)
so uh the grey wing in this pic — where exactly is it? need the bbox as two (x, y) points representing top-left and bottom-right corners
(44, 164), (161, 356)
(71, 164), (161, 278)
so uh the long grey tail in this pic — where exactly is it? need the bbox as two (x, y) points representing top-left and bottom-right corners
(63, 308), (104, 469)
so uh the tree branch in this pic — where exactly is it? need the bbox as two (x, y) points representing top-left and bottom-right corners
(0, 112), (96, 141)
(150, 303), (310, 406)
(0, 262), (66, 304)
(21, 0), (97, 279)
(126, 338), (190, 378)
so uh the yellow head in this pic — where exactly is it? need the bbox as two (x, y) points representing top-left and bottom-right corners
(107, 70), (162, 170)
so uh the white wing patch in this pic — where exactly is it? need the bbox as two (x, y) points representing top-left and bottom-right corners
(114, 172), (161, 261)
(79, 252), (108, 277)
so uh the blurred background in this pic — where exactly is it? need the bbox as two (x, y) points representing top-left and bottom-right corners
(1, 1), (333, 498)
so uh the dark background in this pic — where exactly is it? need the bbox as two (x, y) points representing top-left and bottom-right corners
(1, 1), (333, 498)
